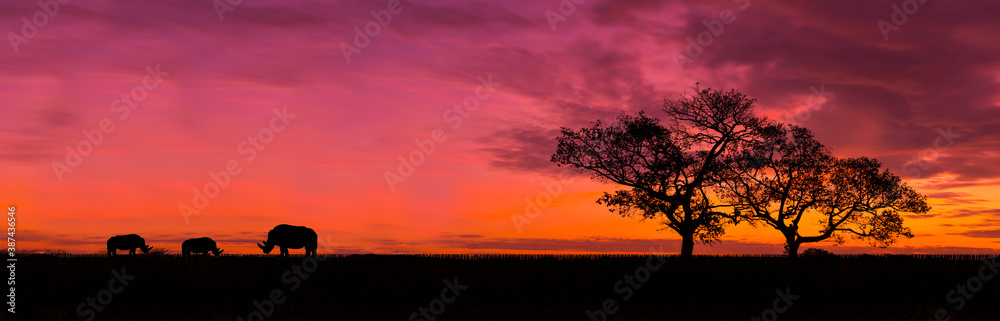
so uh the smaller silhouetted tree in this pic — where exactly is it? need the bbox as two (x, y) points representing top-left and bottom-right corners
(720, 124), (930, 258)
(149, 248), (171, 256)
(801, 248), (834, 257)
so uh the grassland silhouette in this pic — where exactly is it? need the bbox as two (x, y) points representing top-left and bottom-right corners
(28, 87), (994, 321)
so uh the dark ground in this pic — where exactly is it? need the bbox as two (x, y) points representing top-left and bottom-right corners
(9, 254), (1000, 320)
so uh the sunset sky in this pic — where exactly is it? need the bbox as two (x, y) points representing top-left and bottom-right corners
(3, 0), (999, 255)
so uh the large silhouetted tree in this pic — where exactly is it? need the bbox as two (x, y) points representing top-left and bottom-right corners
(551, 87), (768, 257)
(720, 124), (930, 257)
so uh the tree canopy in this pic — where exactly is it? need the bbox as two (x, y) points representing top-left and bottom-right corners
(552, 87), (768, 257)
(720, 124), (929, 257)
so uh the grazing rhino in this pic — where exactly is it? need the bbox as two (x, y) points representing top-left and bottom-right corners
(182, 237), (224, 258)
(107, 234), (153, 256)
(258, 224), (317, 256)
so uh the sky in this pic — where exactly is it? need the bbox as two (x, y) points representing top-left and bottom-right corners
(2, 0), (999, 255)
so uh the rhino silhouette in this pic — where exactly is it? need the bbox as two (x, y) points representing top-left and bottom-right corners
(182, 237), (224, 258)
(258, 224), (318, 256)
(107, 234), (153, 256)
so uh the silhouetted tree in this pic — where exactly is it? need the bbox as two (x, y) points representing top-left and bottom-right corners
(552, 87), (768, 257)
(719, 125), (930, 257)
(801, 248), (835, 257)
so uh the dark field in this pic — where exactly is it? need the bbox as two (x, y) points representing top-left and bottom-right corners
(12, 254), (1000, 320)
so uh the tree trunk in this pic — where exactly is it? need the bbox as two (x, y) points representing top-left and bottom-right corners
(680, 233), (695, 258)
(785, 241), (800, 258)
